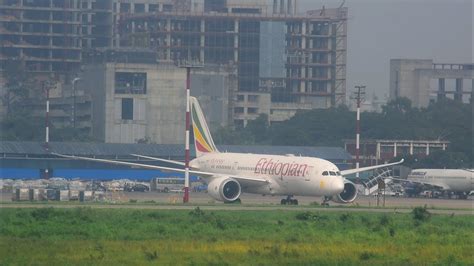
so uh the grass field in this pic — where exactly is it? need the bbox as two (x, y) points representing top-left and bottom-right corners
(0, 206), (472, 265)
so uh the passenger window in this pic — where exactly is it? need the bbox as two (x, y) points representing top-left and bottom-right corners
(322, 171), (328, 176)
(329, 171), (336, 176)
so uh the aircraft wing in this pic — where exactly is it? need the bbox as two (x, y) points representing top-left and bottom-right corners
(130, 154), (185, 166)
(340, 159), (404, 176)
(388, 177), (450, 190)
(52, 153), (268, 185)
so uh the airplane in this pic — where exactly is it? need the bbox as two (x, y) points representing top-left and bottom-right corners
(53, 97), (404, 205)
(394, 169), (474, 199)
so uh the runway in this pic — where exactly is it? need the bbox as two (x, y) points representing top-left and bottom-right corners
(1, 191), (473, 215)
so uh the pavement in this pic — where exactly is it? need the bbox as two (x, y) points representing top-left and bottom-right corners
(1, 191), (473, 215)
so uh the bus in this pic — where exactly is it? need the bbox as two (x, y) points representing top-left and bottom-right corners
(150, 177), (184, 193)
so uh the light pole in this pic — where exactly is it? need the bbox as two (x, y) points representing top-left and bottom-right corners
(43, 80), (55, 151)
(351, 85), (365, 178)
(72, 77), (81, 129)
(179, 59), (203, 203)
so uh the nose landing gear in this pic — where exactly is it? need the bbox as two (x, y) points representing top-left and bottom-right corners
(321, 196), (331, 206)
(281, 195), (298, 205)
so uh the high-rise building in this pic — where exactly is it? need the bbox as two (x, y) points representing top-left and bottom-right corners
(0, 0), (113, 76)
(1, 0), (347, 141)
(115, 0), (348, 126)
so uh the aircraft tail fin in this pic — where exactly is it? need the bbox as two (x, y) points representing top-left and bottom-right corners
(190, 97), (219, 157)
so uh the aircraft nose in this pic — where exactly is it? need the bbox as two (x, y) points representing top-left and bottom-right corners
(330, 177), (345, 194)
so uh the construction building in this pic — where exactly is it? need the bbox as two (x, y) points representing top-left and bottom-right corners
(1, 0), (347, 142)
(390, 59), (474, 108)
(0, 0), (112, 75)
(116, 0), (348, 126)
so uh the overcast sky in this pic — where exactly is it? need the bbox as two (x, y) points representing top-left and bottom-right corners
(298, 0), (473, 101)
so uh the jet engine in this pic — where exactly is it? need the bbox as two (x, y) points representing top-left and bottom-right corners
(207, 176), (241, 202)
(332, 180), (358, 203)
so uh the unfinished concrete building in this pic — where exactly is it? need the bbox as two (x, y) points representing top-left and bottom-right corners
(0, 0), (112, 75)
(1, 0), (347, 142)
(390, 59), (474, 108)
(0, 0), (113, 131)
(116, 0), (348, 126)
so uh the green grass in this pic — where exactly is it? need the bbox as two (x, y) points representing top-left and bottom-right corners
(0, 207), (473, 265)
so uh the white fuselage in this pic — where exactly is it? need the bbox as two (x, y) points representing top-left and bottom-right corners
(408, 169), (474, 192)
(190, 152), (345, 197)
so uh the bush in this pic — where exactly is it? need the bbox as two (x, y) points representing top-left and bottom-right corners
(339, 213), (352, 223)
(359, 251), (376, 261)
(295, 212), (327, 221)
(379, 214), (390, 226)
(189, 207), (205, 218)
(412, 205), (431, 223)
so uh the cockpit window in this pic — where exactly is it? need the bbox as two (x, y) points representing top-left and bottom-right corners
(329, 171), (336, 176)
(322, 171), (329, 176)
(336, 171), (341, 176)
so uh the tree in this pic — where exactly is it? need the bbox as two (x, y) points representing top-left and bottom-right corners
(212, 98), (472, 167)
(244, 114), (269, 144)
(1, 59), (35, 117)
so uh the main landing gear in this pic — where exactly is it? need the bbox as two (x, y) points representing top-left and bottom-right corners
(281, 195), (298, 205)
(321, 196), (331, 206)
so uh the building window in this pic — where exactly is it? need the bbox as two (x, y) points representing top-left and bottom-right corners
(122, 98), (133, 120)
(248, 107), (258, 114)
(234, 107), (244, 114)
(237, 95), (244, 101)
(135, 4), (145, 13)
(149, 4), (158, 12)
(163, 4), (173, 12)
(120, 3), (131, 13)
(248, 95), (259, 102)
(115, 72), (147, 94)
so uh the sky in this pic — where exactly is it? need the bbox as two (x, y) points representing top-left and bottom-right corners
(297, 0), (473, 101)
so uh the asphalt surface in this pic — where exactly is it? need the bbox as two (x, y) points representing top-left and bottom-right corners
(1, 191), (473, 215)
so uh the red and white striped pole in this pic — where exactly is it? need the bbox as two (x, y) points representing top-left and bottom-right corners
(183, 67), (191, 203)
(44, 82), (50, 151)
(353, 85), (365, 178)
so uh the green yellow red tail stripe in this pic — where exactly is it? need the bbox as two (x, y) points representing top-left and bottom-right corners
(190, 97), (218, 157)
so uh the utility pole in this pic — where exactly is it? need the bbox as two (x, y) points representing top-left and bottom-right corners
(179, 59), (203, 203)
(43, 80), (55, 151)
(72, 78), (81, 129)
(351, 85), (365, 178)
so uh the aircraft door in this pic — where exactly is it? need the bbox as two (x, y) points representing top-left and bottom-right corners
(305, 166), (315, 181)
(233, 161), (239, 174)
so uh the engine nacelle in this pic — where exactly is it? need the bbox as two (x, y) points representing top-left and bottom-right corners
(207, 176), (241, 202)
(332, 180), (358, 204)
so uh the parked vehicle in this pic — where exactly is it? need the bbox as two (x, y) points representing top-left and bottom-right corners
(150, 177), (184, 192)
(124, 183), (150, 192)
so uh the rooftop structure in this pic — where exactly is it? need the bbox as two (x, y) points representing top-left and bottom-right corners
(344, 139), (449, 166)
